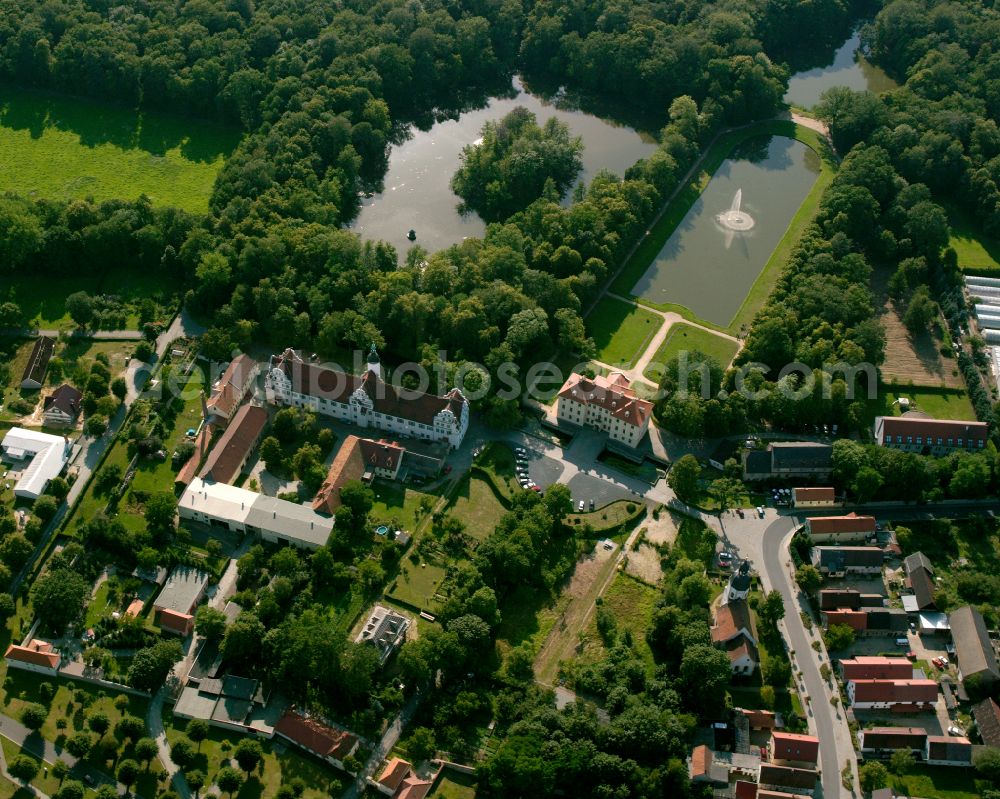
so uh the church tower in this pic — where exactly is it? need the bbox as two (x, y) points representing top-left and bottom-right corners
(366, 343), (381, 379)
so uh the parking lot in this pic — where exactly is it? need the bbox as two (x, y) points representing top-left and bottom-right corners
(514, 445), (636, 509)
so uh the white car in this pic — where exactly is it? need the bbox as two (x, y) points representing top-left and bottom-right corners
(578, 500), (585, 512)
(757, 506), (765, 518)
(948, 725), (964, 737)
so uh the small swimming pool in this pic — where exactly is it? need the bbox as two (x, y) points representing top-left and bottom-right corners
(375, 525), (389, 536)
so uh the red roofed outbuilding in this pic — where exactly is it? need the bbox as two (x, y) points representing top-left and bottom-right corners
(275, 709), (359, 771)
(5, 640), (60, 675)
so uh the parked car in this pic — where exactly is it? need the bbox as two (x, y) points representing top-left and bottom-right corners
(948, 725), (964, 737)
(578, 500), (585, 512)
(589, 499), (595, 510)
(932, 657), (945, 669)
(719, 551), (733, 562)
(940, 655), (949, 666)
(757, 506), (765, 518)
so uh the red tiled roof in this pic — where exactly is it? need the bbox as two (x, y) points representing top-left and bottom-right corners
(824, 609), (868, 632)
(860, 727), (927, 750)
(312, 435), (366, 515)
(558, 372), (652, 427)
(206, 355), (257, 418)
(726, 636), (759, 665)
(377, 758), (412, 791)
(876, 416), (988, 444)
(157, 608), (193, 633)
(175, 424), (214, 487)
(841, 657), (913, 681)
(358, 439), (404, 472)
(396, 777), (433, 799)
(711, 601), (754, 644)
(125, 599), (145, 618)
(741, 708), (776, 729)
(808, 513), (876, 535)
(5, 640), (59, 669)
(793, 487), (835, 502)
(771, 732), (819, 764)
(734, 781), (758, 799)
(689, 745), (711, 779)
(275, 709), (357, 760)
(850, 679), (938, 704)
(199, 405), (267, 485)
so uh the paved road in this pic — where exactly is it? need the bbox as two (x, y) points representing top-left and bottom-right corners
(759, 518), (857, 799)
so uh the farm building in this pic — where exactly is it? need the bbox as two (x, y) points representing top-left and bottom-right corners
(791, 486), (837, 508)
(20, 336), (55, 389)
(153, 567), (210, 636)
(205, 354), (260, 426)
(874, 415), (988, 454)
(4, 640), (61, 676)
(950, 605), (1000, 688)
(846, 679), (938, 711)
(742, 441), (833, 481)
(275, 709), (360, 772)
(198, 404), (267, 484)
(805, 513), (876, 543)
(902, 551), (937, 611)
(0, 427), (71, 499)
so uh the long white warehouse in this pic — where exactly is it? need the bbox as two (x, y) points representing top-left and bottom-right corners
(0, 428), (70, 500)
(178, 477), (333, 550)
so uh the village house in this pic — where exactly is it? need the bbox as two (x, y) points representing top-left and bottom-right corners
(711, 599), (758, 675)
(42, 383), (82, 428)
(769, 732), (820, 767)
(742, 442), (833, 482)
(205, 354), (260, 426)
(857, 727), (927, 758)
(819, 589), (885, 611)
(840, 657), (913, 681)
(556, 371), (653, 448)
(822, 609), (868, 633)
(372, 757), (434, 799)
(757, 763), (817, 795)
(805, 513), (876, 544)
(874, 415), (988, 454)
(313, 436), (407, 515)
(973, 697), (1000, 748)
(924, 736), (972, 766)
(198, 404), (268, 485)
(265, 347), (469, 448)
(902, 551), (937, 611)
(810, 546), (883, 577)
(949, 605), (1000, 689)
(153, 566), (210, 636)
(356, 605), (410, 666)
(846, 679), (938, 711)
(4, 640), (61, 676)
(20, 336), (55, 389)
(275, 708), (360, 772)
(791, 486), (837, 508)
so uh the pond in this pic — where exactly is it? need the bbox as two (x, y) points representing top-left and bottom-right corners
(784, 30), (897, 109)
(630, 135), (821, 328)
(350, 77), (658, 255)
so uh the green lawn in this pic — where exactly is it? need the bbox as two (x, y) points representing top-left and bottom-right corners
(0, 85), (238, 213)
(386, 560), (449, 612)
(447, 476), (507, 542)
(586, 297), (661, 369)
(611, 120), (836, 334)
(0, 339), (37, 422)
(889, 764), (986, 799)
(369, 482), (438, 533)
(947, 203), (1000, 272)
(579, 573), (659, 673)
(642, 323), (740, 383)
(6, 268), (177, 331)
(872, 384), (977, 422)
(163, 718), (338, 799)
(566, 499), (645, 533)
(430, 771), (477, 798)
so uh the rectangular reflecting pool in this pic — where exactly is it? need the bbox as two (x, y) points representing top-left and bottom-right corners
(630, 135), (820, 328)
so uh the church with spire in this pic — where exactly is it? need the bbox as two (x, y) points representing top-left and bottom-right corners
(264, 346), (469, 448)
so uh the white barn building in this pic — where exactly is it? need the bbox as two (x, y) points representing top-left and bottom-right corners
(1, 428), (71, 500)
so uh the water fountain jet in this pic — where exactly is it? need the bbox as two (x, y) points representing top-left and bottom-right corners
(716, 189), (755, 232)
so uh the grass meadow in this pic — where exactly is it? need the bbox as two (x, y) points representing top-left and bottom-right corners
(586, 296), (661, 369)
(0, 85), (238, 213)
(642, 323), (740, 383)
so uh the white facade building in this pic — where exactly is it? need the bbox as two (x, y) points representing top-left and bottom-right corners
(265, 348), (469, 449)
(556, 372), (653, 448)
(1, 428), (70, 500)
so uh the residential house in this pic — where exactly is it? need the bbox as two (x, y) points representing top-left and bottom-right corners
(791, 487), (837, 508)
(874, 415), (988, 454)
(769, 732), (820, 767)
(846, 679), (938, 711)
(205, 354), (260, 426)
(313, 435), (407, 516)
(173, 673), (271, 734)
(153, 567), (210, 636)
(840, 657), (913, 681)
(372, 758), (434, 799)
(949, 605), (1000, 689)
(823, 609), (867, 633)
(42, 384), (82, 428)
(924, 736), (972, 766)
(810, 546), (883, 576)
(757, 763), (817, 794)
(711, 599), (758, 675)
(179, 478), (334, 550)
(743, 442), (833, 482)
(857, 727), (927, 757)
(0, 427), (70, 500)
(265, 347), (469, 448)
(726, 560), (753, 603)
(865, 607), (909, 636)
(688, 745), (729, 786)
(275, 709), (360, 772)
(356, 605), (409, 666)
(903, 551), (936, 611)
(199, 405), (268, 485)
(20, 336), (55, 389)
(4, 640), (60, 675)
(556, 371), (653, 448)
(805, 513), (876, 544)
(973, 697), (1000, 748)
(820, 589), (862, 611)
